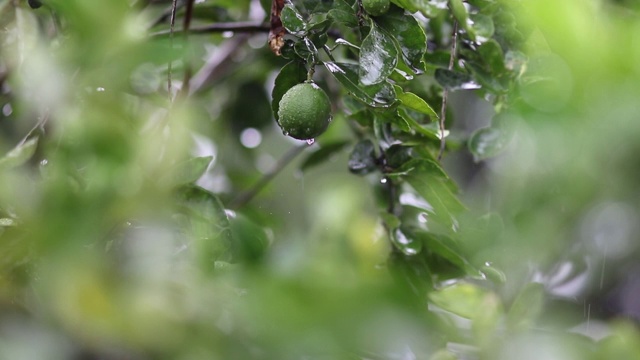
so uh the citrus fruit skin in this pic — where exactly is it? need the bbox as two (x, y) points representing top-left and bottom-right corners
(362, 0), (390, 16)
(277, 82), (332, 140)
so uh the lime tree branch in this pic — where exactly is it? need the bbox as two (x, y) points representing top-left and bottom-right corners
(228, 144), (308, 210)
(150, 21), (269, 38)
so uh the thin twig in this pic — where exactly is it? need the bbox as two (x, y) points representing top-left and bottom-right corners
(150, 21), (269, 37)
(437, 21), (458, 162)
(178, 0), (196, 98)
(168, 0), (179, 101)
(228, 144), (308, 210)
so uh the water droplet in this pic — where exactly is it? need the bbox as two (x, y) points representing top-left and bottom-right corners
(39, 159), (48, 166)
(282, 130), (290, 136)
(418, 212), (428, 223)
(380, 178), (388, 184)
(328, 115), (333, 123)
(306, 138), (315, 145)
(224, 209), (237, 218)
(485, 261), (492, 267)
(96, 87), (105, 92)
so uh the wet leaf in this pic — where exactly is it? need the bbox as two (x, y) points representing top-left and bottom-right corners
(328, 0), (358, 27)
(359, 24), (398, 85)
(478, 39), (505, 74)
(281, 4), (307, 35)
(300, 140), (351, 171)
(435, 69), (480, 90)
(391, 227), (423, 256)
(468, 126), (511, 161)
(470, 13), (495, 41)
(407, 229), (477, 275)
(377, 109), (411, 133)
(449, 0), (476, 41)
(271, 61), (308, 121)
(159, 156), (213, 188)
(294, 37), (319, 64)
(507, 282), (545, 331)
(0, 138), (39, 171)
(324, 61), (397, 107)
(375, 6), (427, 73)
(390, 159), (463, 229)
(391, 0), (446, 18)
(394, 86), (439, 119)
(348, 139), (377, 175)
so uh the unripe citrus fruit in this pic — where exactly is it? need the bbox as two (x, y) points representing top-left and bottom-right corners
(362, 0), (390, 16)
(277, 82), (332, 140)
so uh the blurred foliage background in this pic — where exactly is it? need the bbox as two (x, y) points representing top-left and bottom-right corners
(1, 0), (640, 359)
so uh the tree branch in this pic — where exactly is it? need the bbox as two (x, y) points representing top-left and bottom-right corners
(150, 21), (269, 38)
(228, 144), (308, 210)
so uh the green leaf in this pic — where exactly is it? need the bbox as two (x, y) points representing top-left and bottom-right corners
(478, 39), (505, 74)
(394, 86), (439, 119)
(391, 159), (464, 229)
(271, 61), (308, 121)
(328, 0), (358, 27)
(159, 156), (213, 188)
(0, 138), (39, 171)
(348, 139), (377, 175)
(449, 0), (476, 41)
(434, 69), (480, 90)
(300, 140), (351, 172)
(507, 282), (545, 331)
(407, 229), (478, 275)
(470, 13), (495, 41)
(324, 61), (397, 107)
(281, 5), (308, 35)
(391, 227), (423, 256)
(468, 126), (511, 161)
(429, 282), (493, 319)
(177, 186), (234, 270)
(391, 0), (446, 17)
(377, 109), (411, 133)
(359, 24), (398, 85)
(375, 6), (427, 73)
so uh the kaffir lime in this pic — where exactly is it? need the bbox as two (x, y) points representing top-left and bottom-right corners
(277, 82), (332, 140)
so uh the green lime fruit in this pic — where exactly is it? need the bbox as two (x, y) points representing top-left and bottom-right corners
(362, 0), (390, 16)
(277, 82), (332, 140)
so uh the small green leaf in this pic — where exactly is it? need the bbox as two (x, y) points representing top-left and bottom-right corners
(429, 282), (491, 319)
(390, 159), (464, 229)
(377, 109), (411, 133)
(300, 140), (351, 172)
(0, 138), (39, 171)
(177, 186), (234, 270)
(407, 229), (477, 275)
(328, 0), (358, 27)
(468, 126), (511, 161)
(324, 61), (397, 107)
(159, 156), (213, 188)
(281, 4), (307, 35)
(449, 0), (476, 41)
(394, 86), (439, 119)
(435, 69), (480, 90)
(470, 13), (495, 41)
(271, 61), (308, 121)
(507, 282), (545, 331)
(375, 6), (427, 73)
(391, 0), (446, 17)
(348, 139), (377, 175)
(478, 39), (505, 74)
(359, 24), (398, 85)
